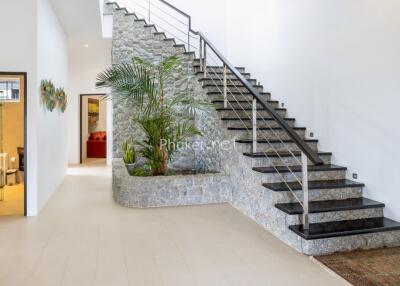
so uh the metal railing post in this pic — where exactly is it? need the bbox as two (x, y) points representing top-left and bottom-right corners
(223, 65), (228, 108)
(148, 0), (151, 22)
(187, 18), (191, 52)
(203, 42), (207, 78)
(252, 98), (257, 153)
(188, 31), (190, 52)
(199, 37), (203, 70)
(301, 152), (309, 230)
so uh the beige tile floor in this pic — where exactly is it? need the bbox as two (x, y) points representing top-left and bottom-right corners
(0, 183), (24, 216)
(0, 162), (350, 286)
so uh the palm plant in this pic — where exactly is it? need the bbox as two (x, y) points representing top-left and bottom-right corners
(96, 56), (208, 176)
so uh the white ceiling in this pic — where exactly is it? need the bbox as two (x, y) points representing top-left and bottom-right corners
(49, 0), (103, 37)
(48, 0), (111, 54)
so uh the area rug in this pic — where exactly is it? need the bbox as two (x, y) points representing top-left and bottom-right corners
(315, 247), (400, 286)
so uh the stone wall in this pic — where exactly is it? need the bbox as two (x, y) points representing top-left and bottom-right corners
(107, 5), (224, 172)
(113, 159), (232, 208)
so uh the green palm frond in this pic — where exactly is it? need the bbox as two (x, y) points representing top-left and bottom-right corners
(159, 56), (180, 80)
(174, 123), (202, 144)
(132, 57), (154, 70)
(165, 94), (212, 120)
(96, 62), (156, 107)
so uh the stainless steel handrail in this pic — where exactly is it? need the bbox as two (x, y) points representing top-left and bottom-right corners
(198, 32), (323, 166)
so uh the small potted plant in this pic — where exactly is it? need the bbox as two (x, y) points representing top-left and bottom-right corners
(123, 140), (137, 173)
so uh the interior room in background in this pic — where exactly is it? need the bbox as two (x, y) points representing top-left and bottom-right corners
(0, 72), (26, 216)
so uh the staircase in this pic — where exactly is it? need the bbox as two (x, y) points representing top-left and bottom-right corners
(106, 0), (400, 255)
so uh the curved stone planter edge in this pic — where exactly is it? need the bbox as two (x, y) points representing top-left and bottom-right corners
(113, 159), (233, 208)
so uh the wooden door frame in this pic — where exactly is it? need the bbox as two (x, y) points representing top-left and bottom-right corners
(79, 94), (106, 164)
(0, 72), (28, 216)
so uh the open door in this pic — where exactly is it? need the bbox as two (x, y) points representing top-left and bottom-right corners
(0, 72), (27, 216)
(80, 94), (108, 165)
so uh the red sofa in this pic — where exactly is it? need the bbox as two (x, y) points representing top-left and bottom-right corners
(87, 131), (107, 158)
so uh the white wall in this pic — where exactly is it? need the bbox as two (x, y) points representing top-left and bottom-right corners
(0, 0), (69, 215)
(0, 0), (38, 215)
(36, 0), (69, 213)
(67, 37), (112, 165)
(226, 0), (400, 220)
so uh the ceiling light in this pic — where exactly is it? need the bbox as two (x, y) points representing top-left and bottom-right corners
(84, 44), (89, 48)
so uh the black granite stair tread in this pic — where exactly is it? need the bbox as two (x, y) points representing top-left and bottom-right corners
(253, 164), (346, 174)
(196, 71), (251, 76)
(116, 7), (129, 13)
(216, 107), (286, 111)
(237, 138), (318, 144)
(244, 151), (331, 158)
(275, 198), (383, 215)
(106, 2), (120, 8)
(212, 99), (279, 104)
(263, 179), (363, 191)
(207, 91), (271, 95)
(193, 64), (245, 69)
(230, 127), (304, 131)
(289, 217), (400, 240)
(203, 83), (262, 86)
(199, 78), (257, 82)
(222, 117), (295, 121)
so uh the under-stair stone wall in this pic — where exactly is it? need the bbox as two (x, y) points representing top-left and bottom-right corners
(107, 4), (224, 172)
(216, 133), (399, 255)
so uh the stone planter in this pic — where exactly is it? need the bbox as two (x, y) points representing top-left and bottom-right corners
(113, 159), (232, 208)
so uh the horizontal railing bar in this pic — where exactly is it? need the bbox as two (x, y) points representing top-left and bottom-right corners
(158, 0), (191, 18)
(157, 0), (197, 34)
(198, 32), (324, 166)
(126, 0), (192, 36)
(150, 1), (188, 26)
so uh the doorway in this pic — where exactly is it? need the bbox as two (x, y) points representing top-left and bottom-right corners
(80, 94), (108, 165)
(0, 72), (27, 216)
